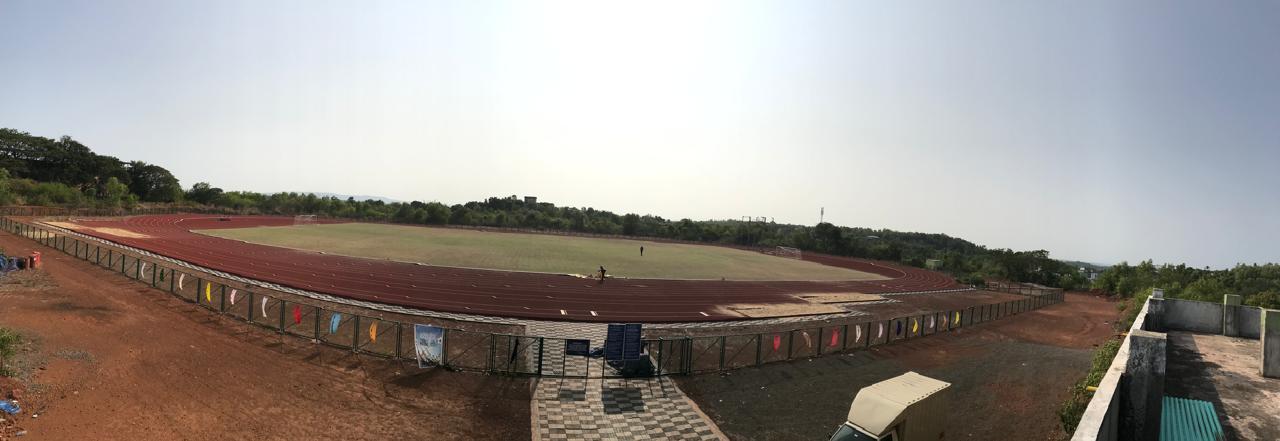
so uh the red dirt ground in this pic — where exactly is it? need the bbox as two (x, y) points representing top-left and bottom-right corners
(676, 292), (1121, 441)
(0, 231), (531, 441)
(49, 215), (961, 322)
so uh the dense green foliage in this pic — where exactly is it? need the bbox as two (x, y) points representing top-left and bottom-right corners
(1092, 260), (1280, 308)
(0, 129), (181, 207)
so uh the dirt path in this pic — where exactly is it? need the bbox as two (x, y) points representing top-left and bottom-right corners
(0, 231), (530, 440)
(676, 292), (1119, 441)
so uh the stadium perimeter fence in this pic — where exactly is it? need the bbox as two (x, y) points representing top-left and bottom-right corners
(0, 213), (1064, 378)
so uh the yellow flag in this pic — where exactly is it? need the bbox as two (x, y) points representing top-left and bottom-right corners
(205, 283), (212, 303)
(912, 319), (919, 333)
(369, 322), (378, 343)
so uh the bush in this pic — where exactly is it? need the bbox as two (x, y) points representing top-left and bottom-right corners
(0, 327), (20, 377)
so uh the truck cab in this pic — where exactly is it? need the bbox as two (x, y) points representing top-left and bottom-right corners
(828, 371), (950, 441)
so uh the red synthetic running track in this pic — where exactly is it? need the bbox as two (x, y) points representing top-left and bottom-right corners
(52, 215), (961, 322)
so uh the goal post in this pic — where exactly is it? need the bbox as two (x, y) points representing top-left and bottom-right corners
(775, 246), (802, 260)
(293, 214), (317, 226)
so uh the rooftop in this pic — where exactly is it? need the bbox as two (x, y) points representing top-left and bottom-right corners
(1165, 331), (1280, 440)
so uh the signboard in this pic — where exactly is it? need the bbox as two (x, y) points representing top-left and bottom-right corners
(622, 323), (643, 360)
(565, 339), (591, 357)
(414, 324), (444, 368)
(604, 324), (625, 361)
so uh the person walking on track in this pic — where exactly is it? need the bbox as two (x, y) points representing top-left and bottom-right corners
(598, 265), (607, 283)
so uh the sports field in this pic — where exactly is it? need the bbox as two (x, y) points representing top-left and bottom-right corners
(197, 223), (886, 281)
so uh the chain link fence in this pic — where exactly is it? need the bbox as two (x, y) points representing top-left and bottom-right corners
(1, 214), (1064, 378)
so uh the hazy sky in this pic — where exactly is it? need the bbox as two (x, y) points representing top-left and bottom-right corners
(3, 1), (1278, 268)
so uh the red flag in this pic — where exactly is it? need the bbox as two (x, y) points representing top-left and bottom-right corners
(772, 335), (781, 351)
(292, 305), (302, 324)
(829, 329), (839, 347)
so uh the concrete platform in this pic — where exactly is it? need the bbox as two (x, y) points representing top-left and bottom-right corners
(1164, 332), (1280, 440)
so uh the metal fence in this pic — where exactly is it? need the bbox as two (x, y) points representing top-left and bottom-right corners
(2, 215), (1065, 378)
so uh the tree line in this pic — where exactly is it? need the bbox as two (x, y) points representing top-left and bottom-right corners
(1091, 260), (1280, 309)
(1, 127), (1092, 288)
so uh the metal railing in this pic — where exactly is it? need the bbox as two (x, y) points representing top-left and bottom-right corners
(1, 214), (1065, 378)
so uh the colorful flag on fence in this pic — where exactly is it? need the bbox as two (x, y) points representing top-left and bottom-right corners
(413, 325), (443, 368)
(772, 334), (781, 351)
(229, 289), (237, 305)
(829, 329), (839, 348)
(329, 313), (342, 334)
(369, 322), (378, 343)
(140, 262), (147, 278)
(854, 324), (863, 342)
(261, 297), (269, 319)
(204, 283), (212, 303)
(801, 331), (812, 349)
(292, 305), (302, 325)
(178, 273), (185, 290)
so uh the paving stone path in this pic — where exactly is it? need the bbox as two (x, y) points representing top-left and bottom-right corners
(533, 377), (726, 441)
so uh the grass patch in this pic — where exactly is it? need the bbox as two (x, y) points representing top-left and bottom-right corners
(0, 327), (20, 377)
(1058, 288), (1152, 434)
(199, 223), (888, 281)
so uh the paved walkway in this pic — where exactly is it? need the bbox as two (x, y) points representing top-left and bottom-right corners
(533, 377), (726, 441)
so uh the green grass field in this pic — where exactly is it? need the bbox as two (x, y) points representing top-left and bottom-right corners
(197, 223), (887, 281)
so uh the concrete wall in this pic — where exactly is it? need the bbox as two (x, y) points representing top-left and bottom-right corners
(1264, 310), (1280, 378)
(1073, 295), (1162, 441)
(1164, 299), (1222, 334)
(1163, 298), (1263, 339)
(1238, 305), (1262, 339)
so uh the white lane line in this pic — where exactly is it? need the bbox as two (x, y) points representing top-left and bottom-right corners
(699, 312), (709, 317)
(560, 309), (567, 315)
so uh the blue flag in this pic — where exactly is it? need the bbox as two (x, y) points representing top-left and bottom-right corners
(329, 313), (342, 334)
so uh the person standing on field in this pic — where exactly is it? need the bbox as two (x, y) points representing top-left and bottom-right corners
(598, 265), (607, 283)
(640, 246), (644, 256)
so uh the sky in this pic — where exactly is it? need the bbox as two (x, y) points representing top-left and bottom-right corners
(2, 1), (1278, 268)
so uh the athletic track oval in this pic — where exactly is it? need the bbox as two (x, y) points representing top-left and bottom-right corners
(53, 215), (962, 322)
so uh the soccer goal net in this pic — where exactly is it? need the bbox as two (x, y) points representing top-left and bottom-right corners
(294, 214), (318, 226)
(775, 246), (802, 259)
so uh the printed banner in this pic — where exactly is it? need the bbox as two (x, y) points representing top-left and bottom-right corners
(414, 325), (444, 368)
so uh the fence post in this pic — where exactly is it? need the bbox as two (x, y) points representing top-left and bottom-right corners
(395, 322), (403, 360)
(718, 336), (726, 371)
(169, 269), (176, 293)
(313, 307), (321, 340)
(352, 316), (360, 351)
(536, 337), (544, 376)
(442, 328), (451, 367)
(786, 330), (795, 360)
(278, 300), (286, 333)
(247, 291), (255, 321)
(219, 285), (226, 313)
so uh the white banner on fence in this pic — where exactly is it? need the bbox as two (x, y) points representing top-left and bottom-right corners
(414, 324), (444, 368)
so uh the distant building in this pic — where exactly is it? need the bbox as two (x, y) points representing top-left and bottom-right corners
(524, 196), (537, 205)
(1080, 267), (1100, 282)
(925, 259), (943, 270)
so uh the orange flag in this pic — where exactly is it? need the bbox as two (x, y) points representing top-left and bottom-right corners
(369, 321), (378, 343)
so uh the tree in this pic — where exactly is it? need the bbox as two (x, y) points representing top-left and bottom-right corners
(126, 161), (182, 202)
(186, 182), (223, 205)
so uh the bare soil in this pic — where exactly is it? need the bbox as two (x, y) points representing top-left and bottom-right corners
(675, 292), (1120, 441)
(0, 231), (531, 440)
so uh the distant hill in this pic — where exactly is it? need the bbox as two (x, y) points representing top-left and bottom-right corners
(1061, 260), (1110, 271)
(304, 192), (402, 204)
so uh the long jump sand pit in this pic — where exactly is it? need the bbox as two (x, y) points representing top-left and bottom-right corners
(43, 221), (153, 239)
